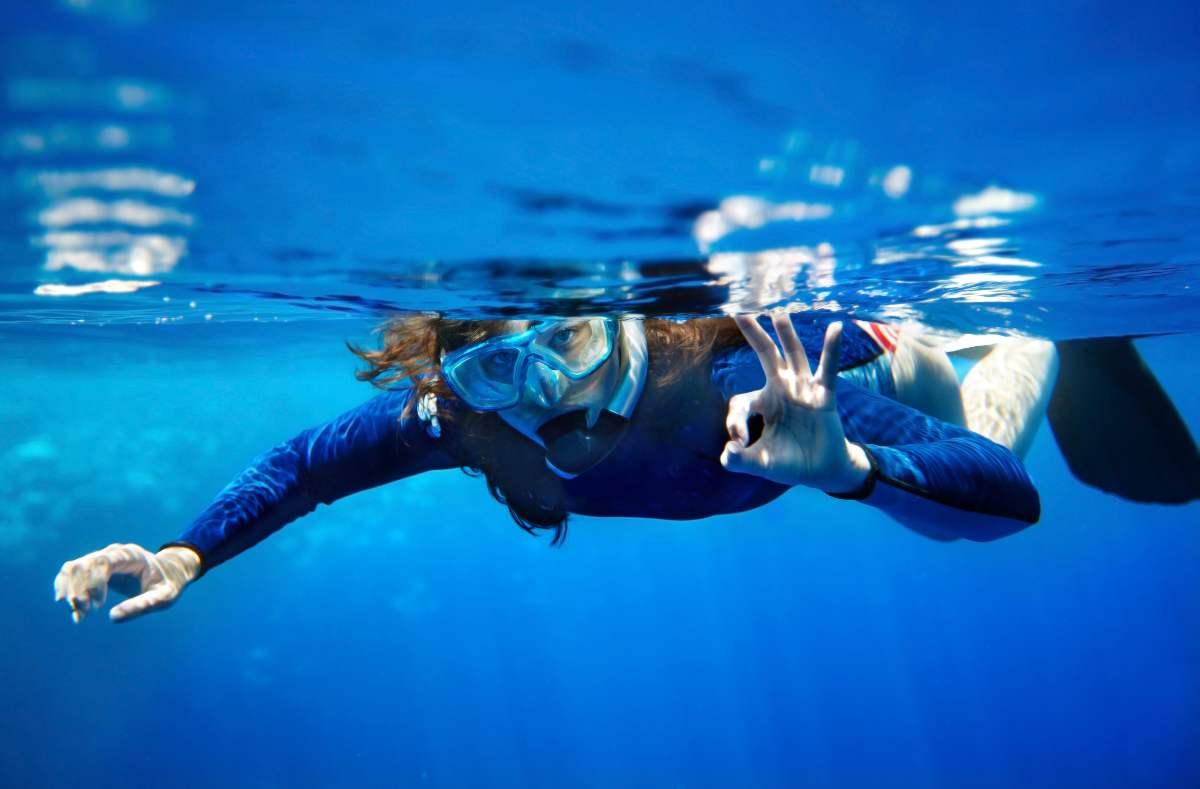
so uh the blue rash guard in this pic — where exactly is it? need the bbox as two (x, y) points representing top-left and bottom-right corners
(165, 318), (1041, 573)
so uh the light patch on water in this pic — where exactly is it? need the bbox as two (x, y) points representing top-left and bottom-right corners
(2, 121), (170, 156)
(693, 195), (834, 251)
(944, 237), (1042, 271)
(912, 216), (1009, 238)
(940, 272), (1034, 303)
(26, 167), (194, 197)
(38, 198), (193, 228)
(39, 232), (186, 275)
(881, 165), (912, 199)
(808, 164), (845, 187)
(11, 438), (57, 461)
(34, 279), (160, 297)
(953, 256), (1041, 269)
(946, 237), (1008, 255)
(954, 185), (1037, 217)
(709, 244), (840, 312)
(6, 78), (171, 113)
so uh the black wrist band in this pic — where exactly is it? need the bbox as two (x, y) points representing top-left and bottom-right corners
(158, 541), (207, 578)
(825, 442), (879, 501)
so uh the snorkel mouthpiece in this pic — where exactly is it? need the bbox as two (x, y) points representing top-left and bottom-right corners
(536, 409), (631, 479)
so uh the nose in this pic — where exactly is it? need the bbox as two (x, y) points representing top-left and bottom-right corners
(524, 360), (565, 408)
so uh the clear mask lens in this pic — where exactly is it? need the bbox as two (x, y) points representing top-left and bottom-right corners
(445, 346), (522, 409)
(529, 319), (609, 375)
(443, 318), (615, 410)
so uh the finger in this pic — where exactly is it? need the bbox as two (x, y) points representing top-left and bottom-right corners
(96, 545), (151, 603)
(814, 321), (844, 390)
(725, 392), (753, 446)
(69, 594), (89, 622)
(85, 560), (112, 609)
(65, 562), (91, 620)
(53, 566), (69, 601)
(720, 439), (767, 475)
(96, 543), (149, 576)
(720, 440), (748, 472)
(62, 548), (125, 617)
(110, 584), (176, 624)
(771, 310), (812, 376)
(726, 414), (748, 447)
(734, 315), (782, 377)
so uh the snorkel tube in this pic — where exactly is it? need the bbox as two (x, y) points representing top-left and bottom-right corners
(535, 318), (647, 479)
(538, 410), (632, 479)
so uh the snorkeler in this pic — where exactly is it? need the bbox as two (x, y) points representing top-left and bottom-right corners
(55, 312), (1045, 623)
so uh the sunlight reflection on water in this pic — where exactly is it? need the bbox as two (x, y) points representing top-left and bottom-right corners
(1, 3), (1197, 343)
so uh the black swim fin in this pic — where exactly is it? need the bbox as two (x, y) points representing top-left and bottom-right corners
(1047, 338), (1200, 504)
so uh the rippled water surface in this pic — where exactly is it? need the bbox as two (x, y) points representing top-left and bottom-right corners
(4, 1), (1199, 335)
(3, 2), (1199, 788)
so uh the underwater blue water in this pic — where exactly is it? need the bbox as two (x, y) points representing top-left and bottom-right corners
(2, 1), (1199, 787)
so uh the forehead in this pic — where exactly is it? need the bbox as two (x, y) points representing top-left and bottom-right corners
(485, 317), (601, 340)
(495, 318), (581, 335)
(498, 320), (531, 335)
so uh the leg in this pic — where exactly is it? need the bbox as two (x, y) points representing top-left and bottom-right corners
(961, 339), (1059, 459)
(890, 332), (968, 427)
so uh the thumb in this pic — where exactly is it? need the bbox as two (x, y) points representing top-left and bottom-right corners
(720, 439), (762, 475)
(109, 583), (177, 624)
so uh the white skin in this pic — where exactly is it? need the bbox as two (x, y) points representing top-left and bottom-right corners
(721, 313), (871, 494)
(885, 330), (1059, 459)
(53, 543), (199, 624)
(54, 312), (867, 624)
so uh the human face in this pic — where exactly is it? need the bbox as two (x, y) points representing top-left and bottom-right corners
(442, 318), (622, 430)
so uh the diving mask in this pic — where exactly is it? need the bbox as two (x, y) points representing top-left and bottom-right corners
(442, 317), (617, 411)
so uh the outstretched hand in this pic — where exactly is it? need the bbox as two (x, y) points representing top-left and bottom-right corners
(720, 312), (871, 494)
(54, 543), (200, 623)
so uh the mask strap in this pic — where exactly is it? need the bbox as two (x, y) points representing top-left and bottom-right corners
(605, 318), (647, 419)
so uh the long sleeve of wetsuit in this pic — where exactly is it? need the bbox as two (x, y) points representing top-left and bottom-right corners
(833, 380), (1040, 540)
(163, 389), (458, 574)
(712, 340), (1040, 541)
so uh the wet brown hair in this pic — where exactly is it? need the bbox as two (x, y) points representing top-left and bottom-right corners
(349, 315), (743, 545)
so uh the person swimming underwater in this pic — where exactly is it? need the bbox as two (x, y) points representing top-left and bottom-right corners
(54, 312), (1046, 624)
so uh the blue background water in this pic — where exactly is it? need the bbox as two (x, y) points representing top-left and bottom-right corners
(2, 1), (1199, 787)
